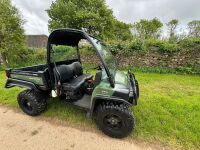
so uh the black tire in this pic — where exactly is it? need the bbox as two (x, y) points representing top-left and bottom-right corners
(17, 90), (47, 116)
(95, 102), (134, 138)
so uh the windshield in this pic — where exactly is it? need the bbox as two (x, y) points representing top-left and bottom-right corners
(89, 36), (117, 78)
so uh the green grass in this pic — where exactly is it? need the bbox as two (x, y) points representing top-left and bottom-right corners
(0, 71), (200, 149)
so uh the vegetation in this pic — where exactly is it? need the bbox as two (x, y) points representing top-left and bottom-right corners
(166, 19), (179, 41)
(188, 20), (200, 38)
(108, 38), (200, 55)
(0, 0), (26, 67)
(1, 71), (200, 149)
(1, 37), (198, 74)
(47, 0), (132, 40)
(133, 18), (163, 40)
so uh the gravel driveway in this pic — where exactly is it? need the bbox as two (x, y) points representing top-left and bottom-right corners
(0, 106), (166, 150)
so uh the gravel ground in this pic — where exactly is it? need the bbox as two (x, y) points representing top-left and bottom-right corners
(0, 106), (167, 150)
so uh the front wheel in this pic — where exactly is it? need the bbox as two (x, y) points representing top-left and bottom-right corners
(95, 103), (135, 138)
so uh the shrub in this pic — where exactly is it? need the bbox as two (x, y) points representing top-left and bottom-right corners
(145, 39), (163, 48)
(158, 42), (180, 53)
(107, 42), (129, 55)
(146, 39), (180, 53)
(108, 39), (147, 55)
(9, 48), (46, 68)
(178, 38), (200, 50)
(129, 39), (147, 53)
(0, 65), (4, 71)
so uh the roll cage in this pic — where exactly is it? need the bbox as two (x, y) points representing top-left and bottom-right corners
(47, 29), (115, 88)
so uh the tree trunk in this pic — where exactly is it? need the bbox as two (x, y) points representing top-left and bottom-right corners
(0, 53), (8, 68)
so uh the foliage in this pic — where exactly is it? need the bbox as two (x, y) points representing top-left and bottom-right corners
(155, 41), (180, 53)
(47, 0), (132, 41)
(124, 65), (200, 75)
(133, 18), (163, 40)
(107, 41), (129, 55)
(113, 21), (133, 41)
(188, 20), (200, 38)
(107, 39), (148, 56)
(0, 65), (4, 71)
(178, 37), (200, 49)
(108, 39), (181, 55)
(0, 0), (26, 67)
(8, 48), (46, 68)
(128, 39), (147, 53)
(166, 19), (179, 41)
(51, 45), (77, 62)
(3, 37), (198, 75)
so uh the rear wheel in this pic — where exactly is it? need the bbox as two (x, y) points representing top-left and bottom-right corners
(95, 102), (134, 138)
(17, 90), (48, 116)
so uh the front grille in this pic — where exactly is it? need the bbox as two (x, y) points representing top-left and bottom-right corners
(128, 72), (139, 104)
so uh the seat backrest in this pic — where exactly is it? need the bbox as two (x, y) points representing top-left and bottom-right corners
(71, 62), (83, 76)
(53, 62), (83, 83)
(54, 65), (74, 83)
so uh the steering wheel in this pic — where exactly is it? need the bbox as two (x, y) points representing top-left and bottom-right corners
(94, 64), (103, 70)
(85, 64), (103, 73)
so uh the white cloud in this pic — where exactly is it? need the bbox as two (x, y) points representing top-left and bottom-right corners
(12, 0), (52, 35)
(11, 0), (200, 36)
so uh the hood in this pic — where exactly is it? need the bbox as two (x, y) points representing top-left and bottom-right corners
(114, 70), (128, 87)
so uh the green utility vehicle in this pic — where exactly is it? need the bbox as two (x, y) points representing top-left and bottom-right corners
(5, 29), (139, 138)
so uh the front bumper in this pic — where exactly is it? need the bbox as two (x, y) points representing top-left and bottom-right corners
(128, 71), (139, 105)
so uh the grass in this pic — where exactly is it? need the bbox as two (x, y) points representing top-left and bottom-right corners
(0, 71), (200, 149)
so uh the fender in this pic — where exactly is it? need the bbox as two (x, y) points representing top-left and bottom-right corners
(5, 78), (41, 92)
(90, 96), (132, 116)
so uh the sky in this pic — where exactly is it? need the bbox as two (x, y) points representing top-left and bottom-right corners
(12, 0), (200, 36)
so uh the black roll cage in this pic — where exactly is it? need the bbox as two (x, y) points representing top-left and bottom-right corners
(47, 28), (115, 88)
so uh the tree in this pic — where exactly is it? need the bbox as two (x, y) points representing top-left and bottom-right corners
(166, 19), (179, 41)
(47, 0), (132, 41)
(113, 21), (133, 41)
(188, 20), (200, 38)
(133, 18), (163, 39)
(0, 0), (26, 67)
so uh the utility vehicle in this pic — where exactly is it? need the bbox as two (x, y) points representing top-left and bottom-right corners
(5, 29), (139, 138)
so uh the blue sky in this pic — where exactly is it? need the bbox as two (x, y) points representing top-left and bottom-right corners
(12, 0), (200, 36)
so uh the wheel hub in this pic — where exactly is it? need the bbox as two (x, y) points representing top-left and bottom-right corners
(108, 117), (119, 125)
(103, 114), (122, 129)
(27, 102), (31, 106)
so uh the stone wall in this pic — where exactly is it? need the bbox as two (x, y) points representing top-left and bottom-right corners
(81, 48), (200, 73)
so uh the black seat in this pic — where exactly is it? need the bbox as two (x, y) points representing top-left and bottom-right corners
(54, 62), (93, 91)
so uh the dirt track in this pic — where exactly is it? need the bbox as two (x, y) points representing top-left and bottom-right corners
(0, 106), (168, 150)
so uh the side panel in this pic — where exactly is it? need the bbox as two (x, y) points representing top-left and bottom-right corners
(10, 74), (44, 85)
(5, 69), (50, 91)
(91, 71), (130, 100)
(5, 78), (41, 91)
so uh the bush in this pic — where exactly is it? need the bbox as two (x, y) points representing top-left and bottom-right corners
(108, 39), (183, 55)
(178, 38), (200, 50)
(129, 39), (147, 53)
(108, 39), (147, 55)
(158, 42), (180, 53)
(146, 39), (180, 53)
(0, 65), (4, 71)
(146, 39), (163, 48)
(9, 48), (46, 68)
(107, 41), (129, 55)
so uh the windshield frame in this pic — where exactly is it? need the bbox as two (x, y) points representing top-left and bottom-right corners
(89, 37), (117, 74)
(87, 36), (115, 87)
